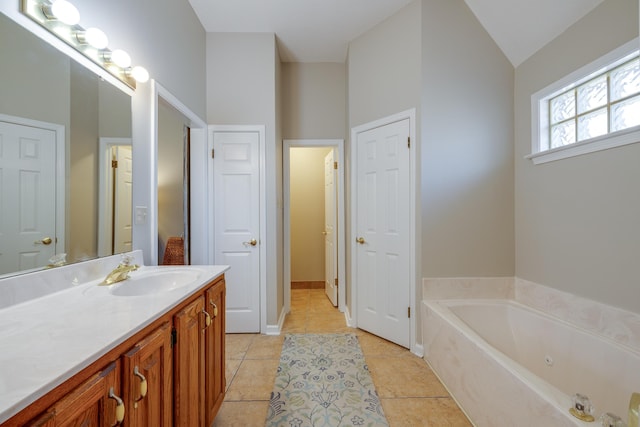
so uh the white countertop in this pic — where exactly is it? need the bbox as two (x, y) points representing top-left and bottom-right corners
(0, 254), (228, 424)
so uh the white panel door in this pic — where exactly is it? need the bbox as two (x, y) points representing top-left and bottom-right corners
(213, 131), (261, 333)
(0, 121), (57, 274)
(114, 145), (133, 254)
(355, 118), (411, 348)
(324, 149), (338, 306)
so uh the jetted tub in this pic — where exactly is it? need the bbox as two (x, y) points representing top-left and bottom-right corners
(422, 299), (640, 426)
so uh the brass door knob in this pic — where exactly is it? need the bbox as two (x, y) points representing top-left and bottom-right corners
(356, 237), (365, 244)
(243, 239), (258, 247)
(34, 237), (53, 245)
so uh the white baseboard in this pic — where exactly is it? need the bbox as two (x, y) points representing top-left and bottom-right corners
(264, 308), (287, 335)
(412, 343), (424, 358)
(344, 307), (355, 328)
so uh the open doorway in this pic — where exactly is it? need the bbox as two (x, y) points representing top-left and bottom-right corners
(146, 80), (209, 267)
(284, 139), (346, 318)
(157, 99), (191, 265)
(98, 137), (132, 257)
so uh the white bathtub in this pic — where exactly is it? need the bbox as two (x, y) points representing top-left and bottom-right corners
(422, 299), (640, 426)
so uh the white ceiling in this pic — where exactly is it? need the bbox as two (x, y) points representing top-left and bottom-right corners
(188, 0), (605, 66)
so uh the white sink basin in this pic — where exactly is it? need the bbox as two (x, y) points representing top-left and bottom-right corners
(111, 269), (201, 296)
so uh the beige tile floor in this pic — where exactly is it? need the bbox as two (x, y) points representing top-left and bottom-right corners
(213, 289), (472, 427)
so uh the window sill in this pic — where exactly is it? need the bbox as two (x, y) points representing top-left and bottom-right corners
(526, 125), (640, 165)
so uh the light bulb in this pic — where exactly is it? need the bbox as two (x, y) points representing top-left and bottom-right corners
(130, 66), (149, 83)
(50, 0), (80, 25)
(84, 28), (108, 49)
(110, 49), (131, 68)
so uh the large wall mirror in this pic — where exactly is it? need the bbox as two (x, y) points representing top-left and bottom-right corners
(0, 11), (132, 277)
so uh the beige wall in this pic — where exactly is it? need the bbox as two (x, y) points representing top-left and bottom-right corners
(348, 0), (515, 343)
(206, 33), (283, 325)
(99, 80), (132, 139)
(69, 62), (99, 262)
(282, 63), (346, 140)
(0, 13), (70, 127)
(290, 147), (332, 281)
(421, 0), (514, 277)
(347, 0), (423, 315)
(70, 0), (207, 120)
(348, 1), (422, 129)
(515, 0), (639, 313)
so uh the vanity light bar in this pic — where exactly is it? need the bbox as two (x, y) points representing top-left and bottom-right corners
(21, 0), (150, 89)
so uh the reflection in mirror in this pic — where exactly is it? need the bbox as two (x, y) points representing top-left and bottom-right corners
(157, 99), (190, 266)
(0, 12), (132, 277)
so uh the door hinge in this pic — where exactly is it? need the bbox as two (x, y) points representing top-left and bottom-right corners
(408, 307), (411, 318)
(211, 149), (215, 158)
(334, 161), (338, 170)
(170, 328), (177, 348)
(334, 278), (338, 288)
(407, 136), (411, 149)
(111, 160), (118, 168)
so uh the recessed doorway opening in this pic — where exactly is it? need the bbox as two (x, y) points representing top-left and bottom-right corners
(283, 139), (346, 319)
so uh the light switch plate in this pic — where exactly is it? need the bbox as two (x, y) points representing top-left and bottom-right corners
(135, 206), (147, 225)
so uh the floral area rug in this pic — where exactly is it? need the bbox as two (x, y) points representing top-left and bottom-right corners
(266, 333), (389, 427)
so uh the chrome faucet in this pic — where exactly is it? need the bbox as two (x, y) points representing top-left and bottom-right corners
(100, 255), (139, 285)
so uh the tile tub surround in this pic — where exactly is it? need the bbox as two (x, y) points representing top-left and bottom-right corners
(0, 252), (229, 424)
(423, 277), (640, 352)
(515, 278), (640, 353)
(422, 300), (585, 427)
(422, 277), (640, 426)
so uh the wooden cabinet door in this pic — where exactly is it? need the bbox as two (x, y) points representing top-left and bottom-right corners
(122, 322), (173, 427)
(28, 361), (123, 427)
(205, 280), (226, 426)
(173, 296), (205, 427)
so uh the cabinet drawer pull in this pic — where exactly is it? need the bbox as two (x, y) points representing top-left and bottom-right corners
(210, 300), (218, 317)
(133, 366), (148, 400)
(108, 387), (125, 423)
(203, 309), (211, 328)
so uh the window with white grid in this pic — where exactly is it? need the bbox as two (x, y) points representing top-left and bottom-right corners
(529, 40), (640, 164)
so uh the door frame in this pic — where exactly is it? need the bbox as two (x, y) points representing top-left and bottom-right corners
(209, 125), (267, 333)
(149, 80), (209, 266)
(98, 137), (132, 257)
(350, 109), (419, 354)
(283, 139), (346, 314)
(0, 113), (66, 257)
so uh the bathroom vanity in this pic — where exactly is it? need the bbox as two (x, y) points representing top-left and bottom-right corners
(0, 251), (228, 427)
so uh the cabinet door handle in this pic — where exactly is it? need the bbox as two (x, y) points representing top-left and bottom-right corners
(133, 366), (148, 400)
(108, 387), (125, 423)
(202, 309), (211, 328)
(210, 300), (218, 317)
